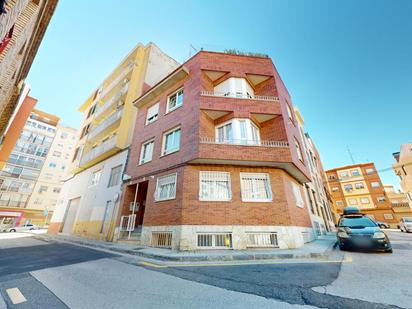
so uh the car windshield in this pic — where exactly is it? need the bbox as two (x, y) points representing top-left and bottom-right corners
(339, 216), (377, 228)
(404, 218), (412, 222)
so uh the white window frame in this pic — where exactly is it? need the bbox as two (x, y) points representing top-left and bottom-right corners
(146, 103), (159, 125)
(90, 170), (101, 187)
(162, 126), (181, 156)
(199, 171), (232, 201)
(215, 118), (260, 146)
(365, 168), (374, 174)
(166, 88), (183, 113)
(155, 173), (177, 201)
(355, 182), (365, 190)
(292, 182), (305, 208)
(351, 169), (360, 176)
(377, 196), (385, 202)
(371, 182), (380, 188)
(348, 198), (357, 205)
(340, 171), (349, 178)
(294, 138), (303, 162)
(332, 187), (339, 192)
(360, 197), (370, 204)
(240, 172), (273, 202)
(336, 200), (344, 206)
(108, 165), (122, 187)
(139, 139), (154, 164)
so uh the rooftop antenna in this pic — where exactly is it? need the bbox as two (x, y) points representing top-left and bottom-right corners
(346, 145), (355, 164)
(188, 44), (198, 58)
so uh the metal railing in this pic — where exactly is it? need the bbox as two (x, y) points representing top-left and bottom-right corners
(200, 136), (289, 148)
(246, 232), (278, 247)
(120, 215), (136, 232)
(151, 232), (173, 248)
(392, 202), (411, 208)
(80, 135), (117, 165)
(94, 83), (129, 119)
(200, 90), (279, 102)
(87, 108), (123, 141)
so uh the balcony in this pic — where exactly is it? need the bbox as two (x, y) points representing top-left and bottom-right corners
(200, 137), (289, 148)
(200, 91), (279, 102)
(87, 108), (123, 142)
(99, 62), (133, 100)
(80, 135), (118, 166)
(93, 83), (129, 121)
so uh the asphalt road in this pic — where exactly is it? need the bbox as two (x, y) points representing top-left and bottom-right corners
(0, 231), (411, 308)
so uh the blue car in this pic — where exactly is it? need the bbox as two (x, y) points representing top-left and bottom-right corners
(337, 207), (392, 253)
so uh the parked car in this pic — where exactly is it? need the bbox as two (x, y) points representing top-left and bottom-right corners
(399, 217), (412, 233)
(376, 221), (390, 229)
(337, 207), (392, 253)
(4, 224), (39, 232)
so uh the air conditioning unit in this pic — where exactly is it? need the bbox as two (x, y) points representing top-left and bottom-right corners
(129, 202), (139, 212)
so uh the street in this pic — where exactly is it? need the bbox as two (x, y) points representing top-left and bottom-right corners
(0, 231), (411, 309)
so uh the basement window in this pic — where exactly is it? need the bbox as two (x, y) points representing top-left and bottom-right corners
(246, 232), (278, 247)
(197, 233), (232, 249)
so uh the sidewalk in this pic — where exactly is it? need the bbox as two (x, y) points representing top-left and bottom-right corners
(36, 233), (338, 263)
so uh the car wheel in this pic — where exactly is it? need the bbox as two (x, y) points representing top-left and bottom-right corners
(339, 244), (346, 251)
(29, 228), (34, 230)
(10, 229), (16, 232)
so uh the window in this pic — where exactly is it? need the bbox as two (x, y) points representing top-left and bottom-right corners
(332, 187), (339, 192)
(383, 213), (393, 220)
(340, 171), (349, 179)
(240, 173), (272, 202)
(336, 200), (344, 206)
(292, 182), (304, 208)
(162, 127), (181, 155)
(294, 138), (303, 162)
(53, 187), (61, 193)
(199, 171), (231, 201)
(348, 198), (357, 205)
(246, 233), (278, 247)
(365, 168), (374, 175)
(146, 103), (159, 124)
(351, 169), (360, 176)
(167, 89), (183, 112)
(286, 102), (294, 122)
(344, 184), (353, 192)
(328, 175), (336, 180)
(90, 170), (101, 186)
(60, 132), (68, 139)
(108, 165), (122, 187)
(360, 197), (370, 204)
(53, 151), (62, 157)
(371, 182), (380, 188)
(216, 119), (262, 145)
(139, 139), (154, 164)
(377, 196), (385, 202)
(155, 173), (177, 201)
(355, 183), (365, 189)
(197, 233), (232, 248)
(217, 122), (233, 143)
(38, 185), (48, 194)
(49, 162), (57, 168)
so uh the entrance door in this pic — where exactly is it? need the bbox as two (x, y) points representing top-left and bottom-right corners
(135, 181), (148, 228)
(61, 197), (80, 234)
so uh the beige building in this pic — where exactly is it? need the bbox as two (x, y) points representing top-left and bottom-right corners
(0, 0), (58, 135)
(384, 184), (412, 225)
(393, 143), (412, 203)
(26, 125), (77, 212)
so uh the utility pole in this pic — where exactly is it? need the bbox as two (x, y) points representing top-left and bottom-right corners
(346, 145), (355, 164)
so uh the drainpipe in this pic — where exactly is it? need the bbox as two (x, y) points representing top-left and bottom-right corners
(128, 183), (139, 240)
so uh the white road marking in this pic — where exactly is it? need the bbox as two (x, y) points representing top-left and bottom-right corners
(6, 288), (27, 304)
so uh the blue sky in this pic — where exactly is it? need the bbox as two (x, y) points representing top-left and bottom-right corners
(27, 0), (412, 187)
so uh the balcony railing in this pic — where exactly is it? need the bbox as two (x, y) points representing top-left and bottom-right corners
(94, 83), (129, 119)
(87, 108), (123, 141)
(200, 91), (279, 102)
(99, 63), (133, 99)
(200, 137), (289, 148)
(80, 135), (117, 165)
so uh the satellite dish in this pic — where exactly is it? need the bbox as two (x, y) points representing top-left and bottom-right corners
(113, 193), (120, 202)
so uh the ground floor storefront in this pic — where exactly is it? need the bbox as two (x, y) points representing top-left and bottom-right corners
(0, 207), (52, 230)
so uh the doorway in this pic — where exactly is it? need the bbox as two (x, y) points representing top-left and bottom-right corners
(60, 197), (80, 234)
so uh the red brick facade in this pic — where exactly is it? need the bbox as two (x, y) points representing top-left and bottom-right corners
(122, 51), (312, 232)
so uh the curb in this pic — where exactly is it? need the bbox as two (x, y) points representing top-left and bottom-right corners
(35, 234), (339, 263)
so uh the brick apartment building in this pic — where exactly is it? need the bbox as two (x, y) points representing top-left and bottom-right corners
(326, 163), (397, 227)
(119, 51), (315, 250)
